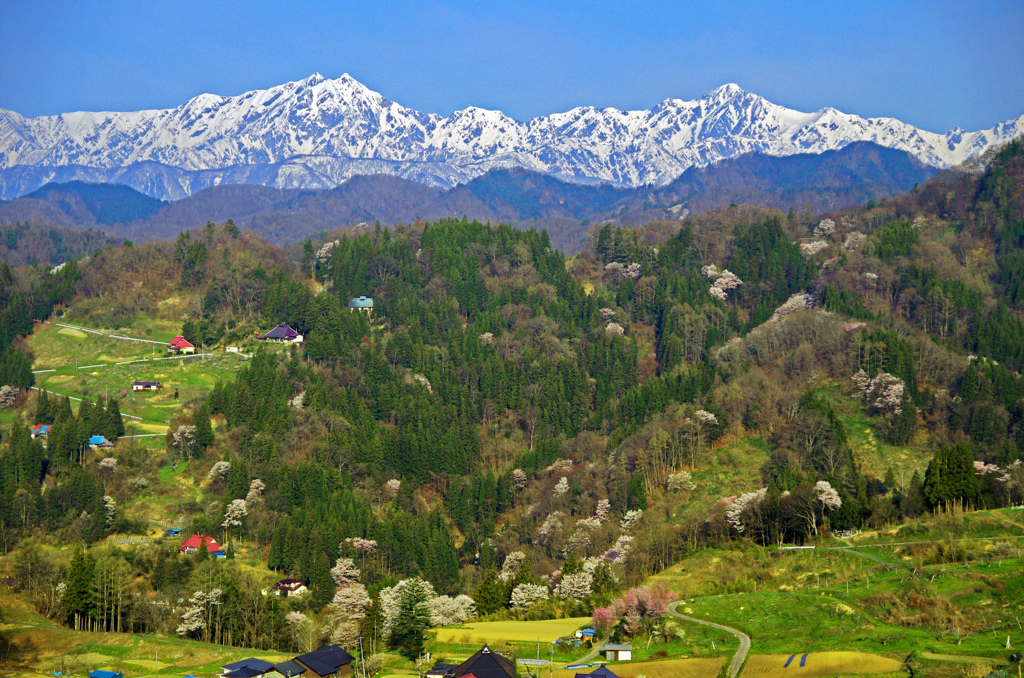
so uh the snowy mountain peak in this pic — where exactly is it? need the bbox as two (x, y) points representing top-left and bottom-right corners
(1, 74), (1022, 201)
(707, 83), (746, 99)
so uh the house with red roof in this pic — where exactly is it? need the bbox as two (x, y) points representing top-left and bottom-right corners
(168, 336), (196, 354)
(179, 534), (222, 555)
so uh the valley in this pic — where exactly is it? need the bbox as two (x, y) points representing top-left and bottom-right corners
(0, 140), (1023, 678)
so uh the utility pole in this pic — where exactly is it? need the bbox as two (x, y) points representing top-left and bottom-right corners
(359, 636), (367, 678)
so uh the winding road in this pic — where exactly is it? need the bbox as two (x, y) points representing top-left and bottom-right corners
(667, 601), (750, 678)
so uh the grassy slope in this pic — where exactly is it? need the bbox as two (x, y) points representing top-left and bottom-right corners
(27, 319), (246, 429)
(0, 588), (289, 678)
(646, 509), (1024, 676)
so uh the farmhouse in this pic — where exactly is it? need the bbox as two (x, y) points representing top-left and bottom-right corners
(426, 664), (459, 678)
(347, 296), (374, 312)
(275, 578), (308, 596)
(132, 381), (162, 391)
(444, 645), (516, 678)
(576, 666), (620, 678)
(179, 534), (222, 555)
(294, 645), (356, 678)
(88, 435), (114, 448)
(260, 323), (303, 343)
(30, 424), (51, 438)
(168, 336), (196, 354)
(221, 659), (275, 678)
(603, 645), (632, 662)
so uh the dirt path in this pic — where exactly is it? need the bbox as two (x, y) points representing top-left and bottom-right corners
(667, 601), (750, 678)
(827, 547), (906, 570)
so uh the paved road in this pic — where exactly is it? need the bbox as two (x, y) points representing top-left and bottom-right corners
(668, 601), (750, 678)
(560, 637), (607, 667)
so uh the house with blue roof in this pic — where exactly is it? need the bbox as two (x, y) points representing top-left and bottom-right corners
(347, 296), (374, 312)
(88, 435), (114, 448)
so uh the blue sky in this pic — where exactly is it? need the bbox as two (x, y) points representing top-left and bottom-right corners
(1, 0), (1021, 132)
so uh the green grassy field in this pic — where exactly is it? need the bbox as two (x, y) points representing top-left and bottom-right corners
(28, 320), (246, 427)
(652, 535), (1024, 674)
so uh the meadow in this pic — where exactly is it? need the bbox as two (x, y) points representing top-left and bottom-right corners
(27, 319), (247, 429)
(433, 617), (592, 645)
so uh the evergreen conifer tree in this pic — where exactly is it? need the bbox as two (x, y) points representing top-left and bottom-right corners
(390, 578), (432, 659)
(196, 537), (209, 562)
(194, 404), (214, 450)
(35, 390), (50, 424)
(106, 398), (125, 439)
(473, 568), (505, 615)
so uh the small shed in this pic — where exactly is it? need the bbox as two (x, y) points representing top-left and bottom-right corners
(132, 381), (162, 392)
(603, 645), (632, 662)
(347, 296), (374, 312)
(268, 661), (306, 678)
(30, 424), (51, 438)
(168, 336), (196, 354)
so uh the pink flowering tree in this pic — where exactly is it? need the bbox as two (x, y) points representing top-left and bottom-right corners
(852, 370), (905, 416)
(815, 480), (842, 529)
(592, 606), (615, 636)
(611, 583), (678, 637)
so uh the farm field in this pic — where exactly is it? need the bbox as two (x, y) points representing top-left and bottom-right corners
(433, 617), (592, 644)
(740, 652), (902, 677)
(550, 657), (726, 678)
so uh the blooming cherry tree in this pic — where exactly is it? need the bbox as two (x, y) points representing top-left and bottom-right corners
(207, 461), (230, 480)
(555, 571), (593, 602)
(553, 477), (570, 496)
(724, 488), (767, 534)
(620, 509), (643, 532)
(511, 583), (549, 610)
(852, 370), (905, 415)
(667, 471), (695, 491)
(814, 219), (836, 237)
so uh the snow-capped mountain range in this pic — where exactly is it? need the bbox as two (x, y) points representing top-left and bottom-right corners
(1, 73), (1022, 201)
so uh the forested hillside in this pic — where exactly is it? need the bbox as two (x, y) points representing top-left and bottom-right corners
(0, 140), (1022, 661)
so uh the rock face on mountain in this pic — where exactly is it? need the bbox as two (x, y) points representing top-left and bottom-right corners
(1, 73), (1021, 200)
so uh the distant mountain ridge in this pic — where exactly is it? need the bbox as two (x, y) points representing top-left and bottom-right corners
(0, 73), (1019, 201)
(0, 142), (936, 253)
